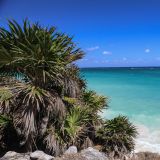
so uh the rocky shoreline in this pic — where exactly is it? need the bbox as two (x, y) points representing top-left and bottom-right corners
(1, 146), (160, 160)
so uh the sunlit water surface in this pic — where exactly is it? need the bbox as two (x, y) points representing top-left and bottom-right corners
(81, 67), (160, 153)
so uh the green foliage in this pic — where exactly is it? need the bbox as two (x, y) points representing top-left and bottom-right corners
(63, 96), (77, 105)
(14, 84), (55, 137)
(96, 115), (137, 157)
(0, 19), (84, 152)
(0, 87), (13, 101)
(0, 19), (137, 157)
(0, 115), (10, 127)
(0, 87), (14, 114)
(82, 90), (108, 128)
(0, 19), (84, 88)
(83, 90), (108, 112)
(64, 106), (89, 144)
(20, 84), (50, 107)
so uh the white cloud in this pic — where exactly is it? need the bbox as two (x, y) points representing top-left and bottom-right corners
(103, 51), (112, 55)
(86, 46), (99, 51)
(145, 48), (150, 53)
(122, 57), (127, 61)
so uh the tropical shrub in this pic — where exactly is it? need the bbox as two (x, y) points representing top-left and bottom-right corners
(0, 19), (85, 153)
(0, 19), (137, 156)
(96, 115), (137, 158)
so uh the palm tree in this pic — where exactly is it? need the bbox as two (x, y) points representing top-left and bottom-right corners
(0, 19), (137, 157)
(0, 19), (84, 152)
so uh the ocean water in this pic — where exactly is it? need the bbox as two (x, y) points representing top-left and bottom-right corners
(81, 67), (160, 153)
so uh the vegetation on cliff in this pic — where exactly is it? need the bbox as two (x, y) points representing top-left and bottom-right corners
(0, 19), (137, 158)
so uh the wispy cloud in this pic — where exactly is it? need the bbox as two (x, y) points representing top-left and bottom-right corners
(145, 48), (151, 53)
(102, 51), (112, 55)
(122, 57), (127, 61)
(86, 46), (99, 51)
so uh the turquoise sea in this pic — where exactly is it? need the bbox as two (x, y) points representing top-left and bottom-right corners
(81, 67), (160, 153)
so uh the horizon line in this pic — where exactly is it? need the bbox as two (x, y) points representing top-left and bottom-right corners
(80, 66), (160, 69)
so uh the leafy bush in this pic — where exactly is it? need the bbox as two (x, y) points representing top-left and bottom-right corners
(0, 19), (137, 156)
(96, 115), (137, 157)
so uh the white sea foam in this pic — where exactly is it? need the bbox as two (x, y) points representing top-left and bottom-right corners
(135, 124), (160, 153)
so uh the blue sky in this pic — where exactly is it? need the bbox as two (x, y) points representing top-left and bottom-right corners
(0, 0), (160, 67)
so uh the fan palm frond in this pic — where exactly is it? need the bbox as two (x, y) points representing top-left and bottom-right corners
(0, 19), (84, 89)
(83, 90), (108, 112)
(12, 84), (65, 148)
(64, 106), (89, 145)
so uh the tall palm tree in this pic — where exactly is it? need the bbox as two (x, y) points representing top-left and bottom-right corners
(0, 19), (84, 152)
